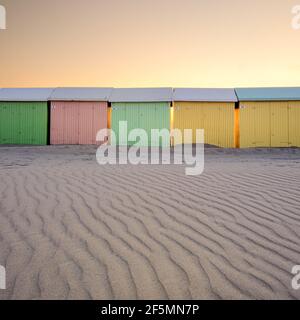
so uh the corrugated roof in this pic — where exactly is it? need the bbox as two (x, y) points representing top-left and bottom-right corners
(110, 88), (173, 102)
(235, 87), (300, 101)
(50, 87), (113, 101)
(0, 88), (54, 101)
(173, 88), (238, 102)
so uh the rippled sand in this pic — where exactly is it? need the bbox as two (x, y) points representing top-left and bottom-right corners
(0, 146), (300, 300)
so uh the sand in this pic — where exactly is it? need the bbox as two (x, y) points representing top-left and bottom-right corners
(0, 145), (300, 300)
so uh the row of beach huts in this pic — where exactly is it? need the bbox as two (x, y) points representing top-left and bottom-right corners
(0, 87), (299, 148)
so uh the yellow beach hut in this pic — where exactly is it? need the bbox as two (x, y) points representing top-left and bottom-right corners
(172, 88), (238, 147)
(235, 87), (300, 148)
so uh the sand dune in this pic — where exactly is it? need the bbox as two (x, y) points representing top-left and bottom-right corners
(0, 146), (300, 300)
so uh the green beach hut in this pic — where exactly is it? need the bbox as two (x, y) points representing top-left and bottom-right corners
(0, 88), (53, 145)
(109, 88), (172, 147)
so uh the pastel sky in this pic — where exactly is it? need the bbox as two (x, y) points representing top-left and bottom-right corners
(0, 0), (300, 88)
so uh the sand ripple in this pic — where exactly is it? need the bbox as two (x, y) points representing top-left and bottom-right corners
(0, 146), (300, 300)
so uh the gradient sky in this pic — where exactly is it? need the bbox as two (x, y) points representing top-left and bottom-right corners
(0, 0), (300, 88)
